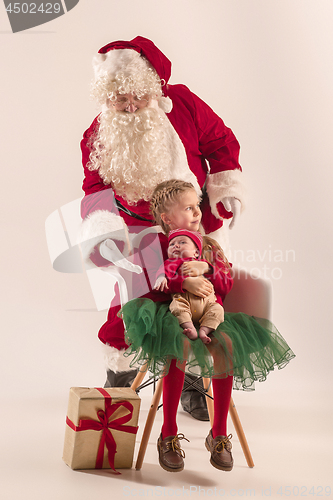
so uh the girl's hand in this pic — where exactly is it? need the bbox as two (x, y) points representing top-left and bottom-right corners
(154, 276), (169, 292)
(181, 260), (210, 277)
(182, 276), (213, 298)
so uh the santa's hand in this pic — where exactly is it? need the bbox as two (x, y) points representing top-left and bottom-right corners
(99, 239), (142, 274)
(221, 197), (241, 229)
(154, 275), (169, 292)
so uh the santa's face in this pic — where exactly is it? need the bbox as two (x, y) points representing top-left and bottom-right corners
(167, 235), (199, 260)
(110, 93), (149, 113)
(90, 105), (175, 204)
(163, 190), (202, 232)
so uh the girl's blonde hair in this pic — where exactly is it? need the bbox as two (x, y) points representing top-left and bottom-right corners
(150, 179), (196, 233)
(150, 179), (231, 271)
(201, 235), (231, 272)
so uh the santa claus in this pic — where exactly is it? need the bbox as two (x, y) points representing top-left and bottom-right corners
(78, 36), (246, 419)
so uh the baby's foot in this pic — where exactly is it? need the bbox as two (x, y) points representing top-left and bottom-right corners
(181, 322), (198, 341)
(198, 326), (213, 344)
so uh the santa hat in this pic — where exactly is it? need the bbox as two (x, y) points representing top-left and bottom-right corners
(168, 229), (203, 255)
(92, 36), (173, 113)
(93, 48), (152, 83)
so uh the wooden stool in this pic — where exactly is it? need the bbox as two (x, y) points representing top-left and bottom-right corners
(131, 364), (254, 470)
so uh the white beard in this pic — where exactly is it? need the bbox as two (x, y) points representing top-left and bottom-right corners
(92, 106), (176, 204)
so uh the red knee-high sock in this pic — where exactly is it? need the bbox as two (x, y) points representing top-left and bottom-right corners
(212, 376), (233, 438)
(161, 359), (185, 439)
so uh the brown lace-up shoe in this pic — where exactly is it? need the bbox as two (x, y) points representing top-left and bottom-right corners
(157, 433), (189, 472)
(205, 430), (233, 471)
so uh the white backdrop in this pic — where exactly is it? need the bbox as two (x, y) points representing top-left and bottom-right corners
(1, 0), (332, 495)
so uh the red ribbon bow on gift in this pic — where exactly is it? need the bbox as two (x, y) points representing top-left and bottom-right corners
(66, 388), (138, 473)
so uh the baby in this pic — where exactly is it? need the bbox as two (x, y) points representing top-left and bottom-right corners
(154, 228), (224, 344)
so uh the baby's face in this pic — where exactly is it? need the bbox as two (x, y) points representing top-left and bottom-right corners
(167, 235), (199, 260)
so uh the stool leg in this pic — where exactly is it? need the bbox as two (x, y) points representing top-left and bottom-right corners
(229, 396), (254, 468)
(135, 377), (163, 470)
(131, 363), (148, 392)
(202, 377), (214, 427)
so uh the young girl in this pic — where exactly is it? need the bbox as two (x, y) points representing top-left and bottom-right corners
(120, 179), (295, 473)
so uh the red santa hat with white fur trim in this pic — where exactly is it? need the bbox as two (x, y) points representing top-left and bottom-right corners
(91, 36), (173, 113)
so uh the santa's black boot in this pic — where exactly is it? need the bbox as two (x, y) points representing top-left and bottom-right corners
(104, 368), (138, 388)
(181, 374), (209, 421)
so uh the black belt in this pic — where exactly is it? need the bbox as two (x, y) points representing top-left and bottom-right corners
(115, 198), (153, 223)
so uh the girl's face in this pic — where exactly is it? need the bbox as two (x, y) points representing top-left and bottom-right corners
(162, 189), (202, 232)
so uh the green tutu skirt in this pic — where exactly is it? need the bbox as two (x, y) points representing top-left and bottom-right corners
(119, 298), (295, 391)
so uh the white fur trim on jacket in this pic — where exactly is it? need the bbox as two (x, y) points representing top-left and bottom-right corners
(77, 210), (128, 264)
(103, 345), (138, 372)
(206, 170), (246, 220)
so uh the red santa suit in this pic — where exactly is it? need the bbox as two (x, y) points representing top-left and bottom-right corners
(78, 37), (245, 372)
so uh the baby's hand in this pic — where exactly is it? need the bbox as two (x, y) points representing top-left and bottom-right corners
(154, 276), (169, 292)
(181, 260), (210, 277)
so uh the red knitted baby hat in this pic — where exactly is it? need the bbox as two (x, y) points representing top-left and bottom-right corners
(168, 229), (203, 255)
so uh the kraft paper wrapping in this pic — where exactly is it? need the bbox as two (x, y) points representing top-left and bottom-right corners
(63, 387), (141, 470)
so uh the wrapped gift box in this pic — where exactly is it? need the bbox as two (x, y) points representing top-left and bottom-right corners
(63, 387), (140, 471)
